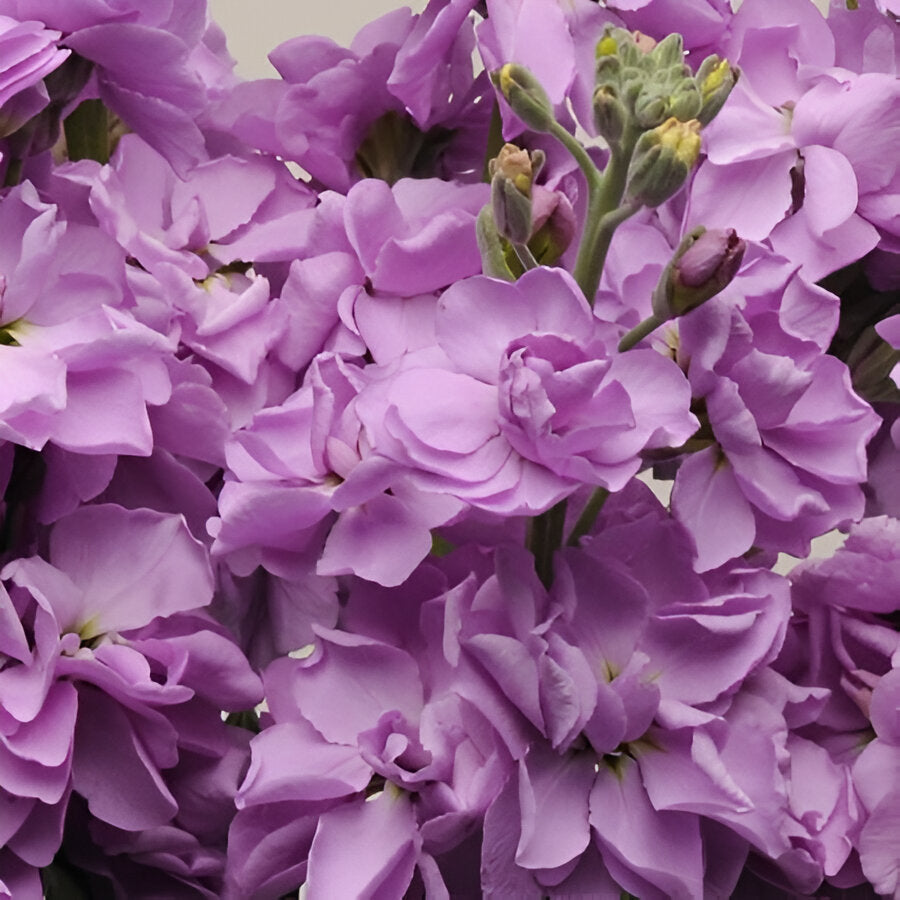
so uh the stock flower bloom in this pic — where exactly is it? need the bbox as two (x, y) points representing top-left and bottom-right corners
(342, 177), (487, 296)
(684, 0), (899, 278)
(669, 257), (880, 570)
(0, 180), (172, 456)
(0, 14), (68, 119)
(87, 134), (304, 280)
(443, 487), (815, 897)
(0, 504), (260, 893)
(211, 353), (462, 588)
(0, 0), (223, 176)
(228, 578), (512, 899)
(362, 265), (697, 511)
(214, 4), (489, 193)
(780, 529), (900, 893)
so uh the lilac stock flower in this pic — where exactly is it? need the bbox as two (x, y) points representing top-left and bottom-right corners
(0, 504), (261, 892)
(0, 0), (895, 894)
(355, 266), (697, 516)
(667, 254), (881, 570)
(684, 1), (900, 278)
(211, 352), (463, 588)
(432, 485), (836, 897)
(212, 4), (490, 193)
(0, 180), (174, 457)
(228, 580), (513, 898)
(343, 177), (487, 295)
(0, 14), (69, 124)
(780, 527), (900, 893)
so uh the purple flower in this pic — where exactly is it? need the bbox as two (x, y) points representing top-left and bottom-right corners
(0, 14), (68, 112)
(0, 180), (174, 456)
(229, 584), (512, 898)
(215, 5), (489, 193)
(343, 177), (487, 296)
(430, 266), (696, 497)
(211, 352), (463, 587)
(0, 504), (260, 886)
(684, 11), (899, 279)
(451, 500), (813, 896)
(669, 259), (880, 569)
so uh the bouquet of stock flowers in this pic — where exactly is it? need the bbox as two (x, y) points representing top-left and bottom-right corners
(0, 0), (898, 896)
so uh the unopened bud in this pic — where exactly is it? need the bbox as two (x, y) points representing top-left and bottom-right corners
(626, 117), (701, 207)
(667, 82), (702, 122)
(632, 31), (657, 55)
(593, 85), (628, 145)
(652, 227), (746, 320)
(649, 32), (684, 68)
(694, 56), (739, 125)
(596, 33), (619, 58)
(489, 143), (545, 244)
(492, 64), (556, 133)
(476, 205), (515, 281)
(633, 89), (668, 129)
(528, 185), (576, 266)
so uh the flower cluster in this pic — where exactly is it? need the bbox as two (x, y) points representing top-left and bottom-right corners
(0, 0), (897, 897)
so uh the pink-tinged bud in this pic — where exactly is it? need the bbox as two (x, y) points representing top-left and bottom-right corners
(528, 184), (576, 265)
(652, 227), (746, 320)
(488, 143), (545, 245)
(677, 228), (745, 289)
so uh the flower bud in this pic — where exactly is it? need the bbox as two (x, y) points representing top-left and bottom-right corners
(694, 56), (739, 126)
(492, 64), (556, 133)
(649, 32), (684, 68)
(528, 185), (576, 266)
(596, 32), (619, 58)
(632, 31), (657, 55)
(595, 53), (621, 90)
(651, 226), (746, 320)
(488, 143), (545, 244)
(625, 117), (701, 207)
(593, 85), (628, 145)
(633, 88), (668, 129)
(667, 82), (702, 122)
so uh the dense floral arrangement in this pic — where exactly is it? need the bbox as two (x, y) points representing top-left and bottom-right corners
(0, 0), (898, 896)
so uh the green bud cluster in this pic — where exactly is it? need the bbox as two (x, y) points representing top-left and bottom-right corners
(592, 27), (737, 143)
(484, 28), (740, 310)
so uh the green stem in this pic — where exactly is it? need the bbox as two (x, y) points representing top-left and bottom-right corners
(566, 487), (609, 546)
(63, 98), (109, 164)
(546, 121), (639, 306)
(513, 242), (539, 271)
(548, 120), (604, 198)
(573, 127), (639, 305)
(618, 313), (665, 352)
(529, 499), (568, 588)
(3, 157), (23, 187)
